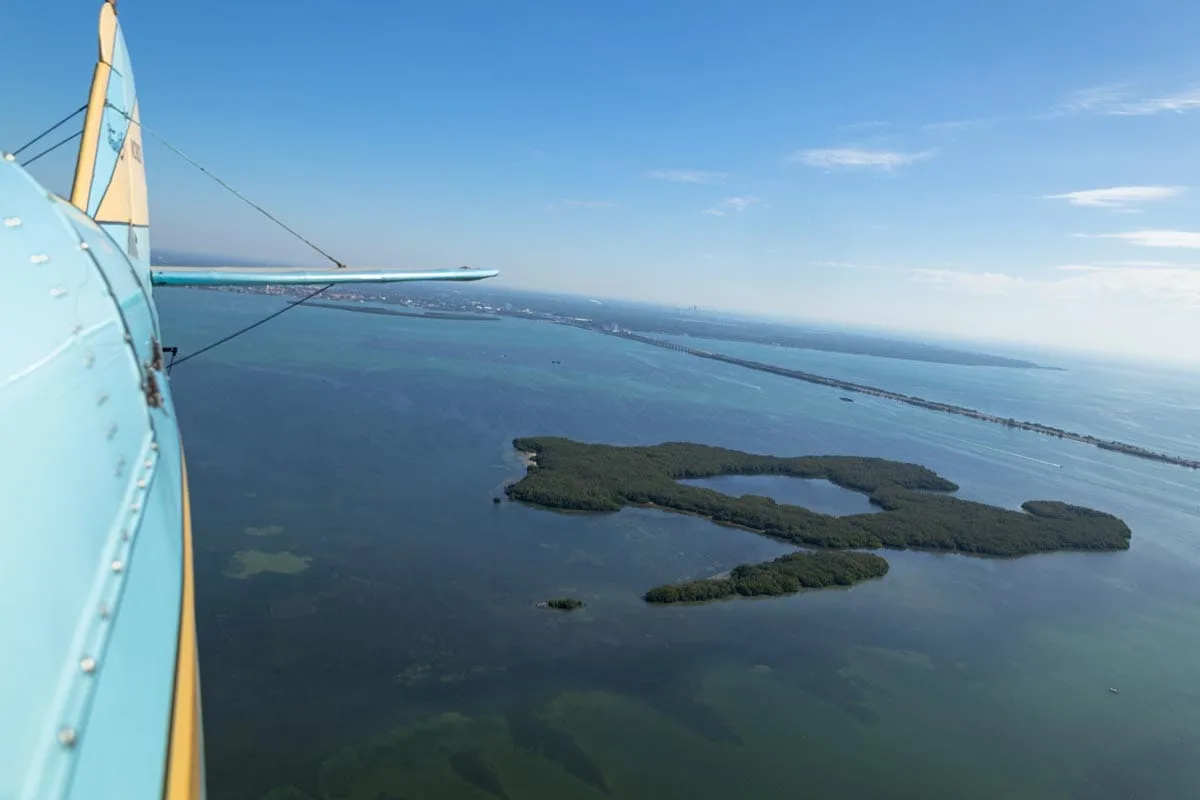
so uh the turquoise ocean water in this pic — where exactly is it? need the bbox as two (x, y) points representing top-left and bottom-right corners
(158, 289), (1200, 800)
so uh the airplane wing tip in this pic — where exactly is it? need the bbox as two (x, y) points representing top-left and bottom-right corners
(150, 266), (501, 287)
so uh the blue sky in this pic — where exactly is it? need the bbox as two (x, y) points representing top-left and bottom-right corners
(4, 0), (1200, 363)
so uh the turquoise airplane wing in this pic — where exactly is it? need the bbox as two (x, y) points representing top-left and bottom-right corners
(150, 265), (500, 286)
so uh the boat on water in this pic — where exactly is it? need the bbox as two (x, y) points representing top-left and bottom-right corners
(0, 4), (497, 797)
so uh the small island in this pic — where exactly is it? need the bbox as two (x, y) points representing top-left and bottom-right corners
(505, 437), (1132, 603)
(543, 597), (585, 611)
(645, 550), (889, 603)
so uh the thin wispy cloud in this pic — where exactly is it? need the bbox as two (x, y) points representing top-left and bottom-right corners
(1057, 83), (1200, 116)
(1058, 259), (1200, 269)
(1083, 230), (1200, 249)
(1046, 186), (1186, 209)
(1055, 83), (1132, 115)
(723, 196), (759, 211)
(921, 117), (998, 133)
(810, 260), (906, 272)
(560, 199), (621, 208)
(789, 147), (932, 171)
(702, 195), (760, 216)
(646, 169), (728, 184)
(544, 199), (621, 213)
(837, 120), (891, 132)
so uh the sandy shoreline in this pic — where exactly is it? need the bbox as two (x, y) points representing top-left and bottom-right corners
(491, 448), (539, 497)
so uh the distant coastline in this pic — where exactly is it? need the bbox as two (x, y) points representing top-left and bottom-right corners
(595, 329), (1200, 471)
(177, 282), (1196, 469)
(181, 283), (1046, 368)
(304, 300), (499, 322)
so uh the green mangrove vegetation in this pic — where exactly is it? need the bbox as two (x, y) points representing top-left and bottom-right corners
(504, 438), (1133, 602)
(546, 597), (585, 611)
(644, 550), (890, 604)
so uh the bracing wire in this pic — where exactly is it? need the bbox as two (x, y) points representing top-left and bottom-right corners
(105, 102), (346, 269)
(16, 103), (349, 368)
(20, 131), (82, 167)
(164, 284), (333, 371)
(12, 104), (87, 156)
(96, 102), (351, 368)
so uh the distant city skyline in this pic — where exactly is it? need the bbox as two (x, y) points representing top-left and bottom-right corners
(4, 0), (1199, 364)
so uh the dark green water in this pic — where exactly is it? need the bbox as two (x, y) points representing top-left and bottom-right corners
(161, 290), (1200, 800)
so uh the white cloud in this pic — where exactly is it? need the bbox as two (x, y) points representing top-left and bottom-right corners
(646, 169), (728, 184)
(560, 199), (620, 208)
(1086, 230), (1200, 248)
(788, 147), (932, 171)
(1045, 186), (1185, 208)
(702, 195), (760, 216)
(1057, 83), (1200, 116)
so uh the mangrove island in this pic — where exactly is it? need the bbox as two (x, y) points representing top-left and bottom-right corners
(544, 597), (586, 611)
(505, 437), (1133, 603)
